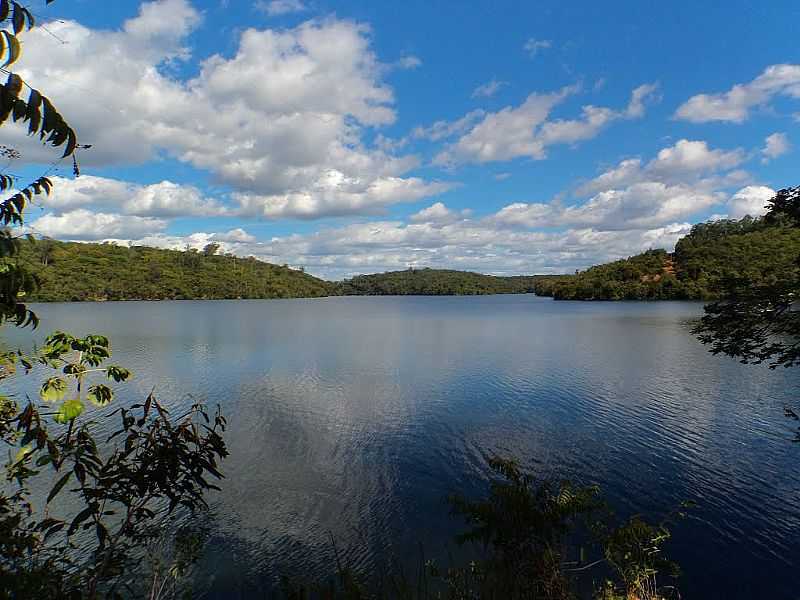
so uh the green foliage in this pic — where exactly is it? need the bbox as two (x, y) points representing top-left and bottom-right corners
(0, 332), (227, 599)
(0, 0), (75, 330)
(0, 325), (227, 599)
(534, 215), (800, 301)
(693, 187), (800, 373)
(19, 243), (547, 301)
(1, 381), (228, 599)
(0, 4), (229, 599)
(533, 250), (680, 301)
(443, 457), (602, 599)
(335, 268), (539, 296)
(595, 511), (686, 600)
(146, 525), (213, 600)
(281, 457), (684, 600)
(18, 239), (332, 301)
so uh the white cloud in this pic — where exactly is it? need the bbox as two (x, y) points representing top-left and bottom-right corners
(492, 202), (554, 228)
(233, 177), (453, 219)
(577, 139), (746, 196)
(395, 55), (422, 70)
(647, 139), (744, 178)
(490, 139), (749, 233)
(213, 228), (257, 243)
(625, 83), (660, 118)
(727, 185), (775, 219)
(761, 132), (791, 163)
(576, 158), (643, 196)
(410, 202), (453, 222)
(38, 176), (227, 218)
(255, 0), (307, 16)
(31, 209), (167, 240)
(558, 182), (723, 230)
(7, 3), (442, 220)
(434, 86), (576, 165)
(472, 79), (507, 98)
(195, 216), (693, 280)
(675, 64), (800, 123)
(492, 182), (722, 232)
(411, 109), (486, 142)
(434, 83), (657, 166)
(523, 38), (551, 58)
(409, 202), (470, 225)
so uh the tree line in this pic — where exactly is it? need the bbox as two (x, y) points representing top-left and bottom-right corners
(334, 268), (539, 296)
(2, 0), (798, 597)
(533, 214), (800, 301)
(18, 240), (543, 301)
(20, 239), (331, 301)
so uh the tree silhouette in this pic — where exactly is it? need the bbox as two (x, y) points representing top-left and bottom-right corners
(693, 186), (800, 440)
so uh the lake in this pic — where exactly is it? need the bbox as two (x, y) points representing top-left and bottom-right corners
(8, 295), (800, 598)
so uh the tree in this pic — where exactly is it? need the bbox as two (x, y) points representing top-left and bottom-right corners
(37, 236), (56, 265)
(0, 0), (80, 327)
(434, 457), (682, 600)
(202, 242), (220, 257)
(0, 3), (229, 598)
(693, 186), (800, 437)
(1, 333), (228, 598)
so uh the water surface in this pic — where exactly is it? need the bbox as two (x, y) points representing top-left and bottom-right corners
(10, 296), (800, 598)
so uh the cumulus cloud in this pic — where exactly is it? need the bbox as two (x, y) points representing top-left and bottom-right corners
(492, 202), (554, 228)
(727, 185), (775, 219)
(212, 228), (257, 243)
(492, 182), (721, 232)
(409, 202), (470, 225)
(40, 176), (228, 218)
(523, 38), (551, 58)
(7, 1), (442, 220)
(558, 182), (722, 230)
(472, 79), (507, 98)
(433, 83), (658, 166)
(577, 139), (746, 196)
(233, 177), (453, 219)
(490, 139), (752, 233)
(761, 132), (791, 163)
(31, 210), (167, 240)
(675, 64), (800, 123)
(192, 217), (693, 280)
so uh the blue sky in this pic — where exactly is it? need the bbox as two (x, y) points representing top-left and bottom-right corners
(5, 0), (800, 278)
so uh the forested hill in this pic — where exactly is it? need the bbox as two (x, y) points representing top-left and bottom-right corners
(19, 240), (539, 301)
(533, 215), (800, 300)
(21, 240), (332, 301)
(334, 269), (539, 296)
(20, 215), (796, 302)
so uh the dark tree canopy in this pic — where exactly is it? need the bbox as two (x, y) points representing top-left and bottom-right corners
(335, 268), (538, 296)
(533, 212), (800, 302)
(693, 186), (800, 370)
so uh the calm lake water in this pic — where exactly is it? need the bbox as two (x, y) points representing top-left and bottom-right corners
(8, 296), (800, 598)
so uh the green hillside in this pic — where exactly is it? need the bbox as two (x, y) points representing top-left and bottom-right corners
(533, 215), (800, 300)
(20, 240), (333, 301)
(335, 268), (539, 296)
(17, 215), (795, 303)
